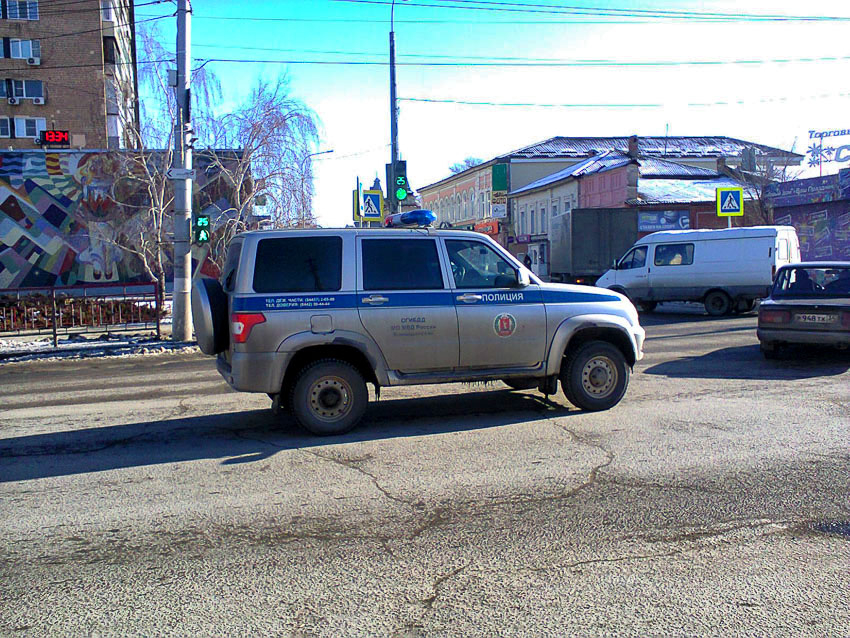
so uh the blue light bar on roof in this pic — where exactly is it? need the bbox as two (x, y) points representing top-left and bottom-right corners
(383, 209), (437, 228)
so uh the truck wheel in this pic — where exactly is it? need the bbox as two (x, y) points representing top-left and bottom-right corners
(561, 341), (630, 412)
(704, 291), (732, 317)
(290, 359), (368, 436)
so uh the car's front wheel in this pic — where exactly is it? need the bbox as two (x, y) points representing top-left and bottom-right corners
(290, 359), (368, 436)
(561, 341), (630, 411)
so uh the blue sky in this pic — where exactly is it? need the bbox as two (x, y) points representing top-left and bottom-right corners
(138, 0), (850, 226)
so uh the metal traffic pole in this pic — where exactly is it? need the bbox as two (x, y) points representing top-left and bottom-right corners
(170, 0), (194, 342)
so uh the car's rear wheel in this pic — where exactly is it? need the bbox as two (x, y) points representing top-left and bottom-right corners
(704, 291), (732, 317)
(760, 342), (782, 360)
(561, 341), (630, 411)
(290, 359), (368, 436)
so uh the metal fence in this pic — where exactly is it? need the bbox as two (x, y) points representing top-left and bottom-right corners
(0, 282), (161, 346)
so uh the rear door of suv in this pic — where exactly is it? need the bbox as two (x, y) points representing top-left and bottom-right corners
(356, 235), (459, 373)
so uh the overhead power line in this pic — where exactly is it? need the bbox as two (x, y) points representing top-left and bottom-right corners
(330, 0), (850, 22)
(399, 92), (850, 109)
(189, 45), (850, 69)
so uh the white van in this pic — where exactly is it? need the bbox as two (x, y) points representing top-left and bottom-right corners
(595, 226), (801, 315)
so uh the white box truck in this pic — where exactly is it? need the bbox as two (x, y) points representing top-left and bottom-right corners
(594, 226), (801, 315)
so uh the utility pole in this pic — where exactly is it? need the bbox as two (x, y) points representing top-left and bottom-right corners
(171, 0), (193, 342)
(389, 0), (400, 214)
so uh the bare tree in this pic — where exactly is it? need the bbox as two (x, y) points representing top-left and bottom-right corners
(202, 76), (319, 269)
(730, 146), (803, 224)
(449, 157), (484, 174)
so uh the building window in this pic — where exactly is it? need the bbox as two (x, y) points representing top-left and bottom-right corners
(12, 80), (43, 98)
(103, 36), (119, 64)
(0, 83), (6, 98)
(530, 209), (536, 235)
(0, 118), (9, 138)
(540, 207), (547, 235)
(8, 1), (39, 20)
(520, 210), (526, 235)
(9, 39), (41, 59)
(14, 116), (46, 139)
(101, 0), (114, 22)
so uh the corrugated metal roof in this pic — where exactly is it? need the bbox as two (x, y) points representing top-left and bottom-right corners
(627, 177), (752, 205)
(637, 158), (719, 178)
(501, 136), (800, 160)
(509, 151), (634, 195)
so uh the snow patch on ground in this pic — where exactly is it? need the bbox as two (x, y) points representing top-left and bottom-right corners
(0, 333), (198, 364)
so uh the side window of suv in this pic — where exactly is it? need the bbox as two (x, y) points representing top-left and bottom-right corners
(362, 239), (444, 290)
(221, 239), (243, 292)
(445, 239), (519, 289)
(252, 237), (342, 293)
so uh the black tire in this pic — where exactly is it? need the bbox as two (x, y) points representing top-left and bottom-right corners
(735, 299), (756, 314)
(561, 341), (630, 412)
(704, 291), (732, 317)
(289, 359), (368, 436)
(191, 277), (229, 354)
(502, 378), (538, 390)
(636, 301), (657, 313)
(760, 342), (781, 360)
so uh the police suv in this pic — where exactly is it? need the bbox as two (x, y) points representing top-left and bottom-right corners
(192, 212), (645, 435)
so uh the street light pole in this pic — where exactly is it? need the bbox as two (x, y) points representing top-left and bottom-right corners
(299, 149), (333, 226)
(389, 0), (402, 214)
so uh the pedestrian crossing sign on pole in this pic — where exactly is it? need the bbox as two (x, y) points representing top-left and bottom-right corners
(356, 189), (384, 222)
(716, 187), (744, 217)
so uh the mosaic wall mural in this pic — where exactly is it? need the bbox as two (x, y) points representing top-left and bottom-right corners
(0, 151), (240, 289)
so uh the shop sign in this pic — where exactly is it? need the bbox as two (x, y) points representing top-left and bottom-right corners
(515, 234), (531, 243)
(474, 220), (499, 235)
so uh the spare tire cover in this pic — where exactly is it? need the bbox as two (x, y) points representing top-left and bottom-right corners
(192, 277), (229, 355)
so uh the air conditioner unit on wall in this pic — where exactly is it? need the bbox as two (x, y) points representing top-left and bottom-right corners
(32, 97), (44, 105)
(7, 97), (19, 105)
(27, 57), (41, 66)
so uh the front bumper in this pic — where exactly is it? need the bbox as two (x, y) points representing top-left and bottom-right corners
(634, 325), (646, 361)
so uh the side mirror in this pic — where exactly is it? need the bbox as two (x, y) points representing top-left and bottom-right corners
(517, 269), (531, 287)
(612, 259), (619, 270)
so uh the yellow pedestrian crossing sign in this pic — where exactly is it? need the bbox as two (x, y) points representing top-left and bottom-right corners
(716, 187), (744, 217)
(355, 189), (384, 221)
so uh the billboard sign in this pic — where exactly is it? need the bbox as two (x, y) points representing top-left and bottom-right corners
(637, 210), (690, 232)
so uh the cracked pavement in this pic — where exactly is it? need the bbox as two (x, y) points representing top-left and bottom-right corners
(1, 310), (849, 636)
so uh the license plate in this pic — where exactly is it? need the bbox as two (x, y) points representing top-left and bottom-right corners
(795, 313), (836, 324)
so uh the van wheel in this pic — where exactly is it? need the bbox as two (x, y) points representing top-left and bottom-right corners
(735, 299), (756, 314)
(704, 291), (732, 316)
(561, 341), (630, 411)
(636, 301), (657, 313)
(290, 359), (368, 436)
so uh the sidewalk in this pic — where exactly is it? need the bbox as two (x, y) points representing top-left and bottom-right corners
(0, 330), (198, 364)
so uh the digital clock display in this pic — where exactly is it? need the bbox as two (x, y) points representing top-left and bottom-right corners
(42, 130), (70, 145)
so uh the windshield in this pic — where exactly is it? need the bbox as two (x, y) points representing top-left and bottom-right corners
(772, 266), (850, 298)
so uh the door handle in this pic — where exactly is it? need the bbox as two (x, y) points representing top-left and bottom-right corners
(361, 295), (389, 305)
(457, 293), (483, 303)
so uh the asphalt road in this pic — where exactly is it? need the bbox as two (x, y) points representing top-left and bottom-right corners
(1, 309), (849, 636)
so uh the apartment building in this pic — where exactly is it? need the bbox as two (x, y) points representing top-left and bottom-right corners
(0, 0), (138, 149)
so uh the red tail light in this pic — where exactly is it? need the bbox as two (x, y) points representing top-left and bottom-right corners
(759, 309), (791, 325)
(231, 312), (266, 343)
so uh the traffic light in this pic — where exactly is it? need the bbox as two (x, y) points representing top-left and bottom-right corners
(393, 160), (412, 204)
(194, 214), (210, 244)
